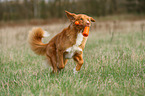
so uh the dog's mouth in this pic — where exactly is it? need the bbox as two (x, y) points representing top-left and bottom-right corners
(80, 24), (90, 32)
(74, 21), (90, 32)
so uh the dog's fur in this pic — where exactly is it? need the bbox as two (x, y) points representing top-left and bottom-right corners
(28, 11), (95, 73)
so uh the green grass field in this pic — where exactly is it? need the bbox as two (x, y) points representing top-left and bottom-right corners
(0, 21), (145, 96)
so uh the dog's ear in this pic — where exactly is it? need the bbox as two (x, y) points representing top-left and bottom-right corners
(65, 11), (76, 22)
(90, 17), (95, 22)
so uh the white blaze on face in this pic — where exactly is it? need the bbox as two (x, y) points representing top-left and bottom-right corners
(86, 20), (90, 24)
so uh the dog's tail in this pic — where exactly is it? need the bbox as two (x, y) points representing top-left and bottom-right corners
(28, 27), (50, 55)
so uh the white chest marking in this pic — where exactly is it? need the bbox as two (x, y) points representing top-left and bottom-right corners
(65, 33), (84, 59)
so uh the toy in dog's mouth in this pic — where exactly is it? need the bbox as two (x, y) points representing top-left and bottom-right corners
(82, 26), (89, 37)
(75, 21), (90, 37)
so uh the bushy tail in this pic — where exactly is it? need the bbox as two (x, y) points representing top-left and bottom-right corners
(28, 27), (50, 55)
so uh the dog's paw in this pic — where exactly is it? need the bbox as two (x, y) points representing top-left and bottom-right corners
(73, 67), (78, 74)
(43, 31), (50, 37)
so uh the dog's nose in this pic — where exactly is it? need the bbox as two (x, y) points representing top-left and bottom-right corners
(86, 21), (90, 26)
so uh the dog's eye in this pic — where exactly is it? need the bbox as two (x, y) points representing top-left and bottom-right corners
(80, 18), (83, 20)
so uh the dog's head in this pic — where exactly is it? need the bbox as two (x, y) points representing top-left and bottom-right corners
(65, 11), (95, 31)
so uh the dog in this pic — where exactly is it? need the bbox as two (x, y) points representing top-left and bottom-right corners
(28, 11), (95, 73)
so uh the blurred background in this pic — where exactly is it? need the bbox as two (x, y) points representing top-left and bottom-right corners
(0, 0), (145, 22)
(0, 0), (145, 48)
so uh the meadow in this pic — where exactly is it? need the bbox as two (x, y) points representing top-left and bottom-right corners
(0, 20), (145, 96)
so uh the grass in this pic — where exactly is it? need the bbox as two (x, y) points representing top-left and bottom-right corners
(0, 20), (145, 96)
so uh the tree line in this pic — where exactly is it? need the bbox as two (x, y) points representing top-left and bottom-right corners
(0, 0), (145, 21)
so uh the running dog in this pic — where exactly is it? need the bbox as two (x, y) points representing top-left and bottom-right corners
(28, 11), (95, 73)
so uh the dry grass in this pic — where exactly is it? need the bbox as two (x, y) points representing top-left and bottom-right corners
(1, 20), (145, 48)
(0, 20), (145, 96)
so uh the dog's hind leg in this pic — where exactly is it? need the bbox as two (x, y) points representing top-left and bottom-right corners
(46, 47), (58, 73)
(56, 50), (65, 70)
(46, 55), (58, 73)
(46, 55), (57, 72)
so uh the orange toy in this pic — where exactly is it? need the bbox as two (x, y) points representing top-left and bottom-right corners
(75, 21), (90, 37)
(83, 26), (90, 37)
(75, 21), (79, 25)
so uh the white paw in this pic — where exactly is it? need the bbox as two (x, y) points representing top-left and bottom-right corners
(43, 31), (50, 37)
(73, 67), (78, 74)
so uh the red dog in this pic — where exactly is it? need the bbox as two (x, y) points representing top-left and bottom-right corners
(28, 11), (95, 73)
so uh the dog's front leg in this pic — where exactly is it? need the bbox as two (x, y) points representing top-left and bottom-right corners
(57, 50), (65, 70)
(73, 53), (84, 73)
